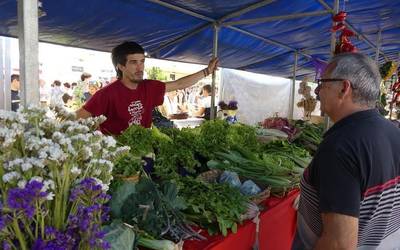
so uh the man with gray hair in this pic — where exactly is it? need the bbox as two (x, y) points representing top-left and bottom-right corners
(293, 53), (400, 249)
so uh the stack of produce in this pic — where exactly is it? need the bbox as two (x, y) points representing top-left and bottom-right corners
(108, 119), (314, 247)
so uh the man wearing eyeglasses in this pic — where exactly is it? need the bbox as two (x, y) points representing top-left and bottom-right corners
(293, 53), (400, 250)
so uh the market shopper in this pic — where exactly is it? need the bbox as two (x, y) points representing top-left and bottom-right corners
(192, 84), (213, 119)
(76, 41), (218, 134)
(10, 74), (20, 112)
(293, 53), (400, 249)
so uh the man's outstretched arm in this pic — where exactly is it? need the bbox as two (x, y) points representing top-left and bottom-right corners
(165, 58), (219, 92)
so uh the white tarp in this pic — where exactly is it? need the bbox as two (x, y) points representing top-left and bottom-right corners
(220, 68), (319, 125)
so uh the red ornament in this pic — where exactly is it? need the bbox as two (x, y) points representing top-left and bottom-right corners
(332, 11), (347, 22)
(342, 28), (355, 37)
(331, 11), (358, 55)
(331, 23), (346, 32)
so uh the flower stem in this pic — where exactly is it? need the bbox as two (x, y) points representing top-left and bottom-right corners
(12, 217), (27, 250)
(21, 219), (35, 241)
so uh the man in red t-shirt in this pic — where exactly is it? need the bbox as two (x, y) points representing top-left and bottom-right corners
(76, 41), (218, 135)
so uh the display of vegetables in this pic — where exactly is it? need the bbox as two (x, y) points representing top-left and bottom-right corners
(108, 117), (322, 248)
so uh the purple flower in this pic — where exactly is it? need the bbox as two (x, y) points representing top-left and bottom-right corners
(70, 178), (104, 202)
(0, 215), (11, 231)
(32, 238), (46, 250)
(45, 226), (57, 238)
(101, 240), (111, 249)
(66, 178), (111, 249)
(228, 100), (238, 110)
(34, 228), (77, 250)
(7, 180), (47, 219)
(2, 241), (11, 250)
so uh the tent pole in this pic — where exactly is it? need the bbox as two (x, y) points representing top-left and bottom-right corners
(18, 0), (40, 107)
(324, 0), (339, 130)
(375, 29), (382, 62)
(0, 38), (4, 110)
(289, 51), (298, 120)
(2, 38), (12, 111)
(210, 23), (219, 120)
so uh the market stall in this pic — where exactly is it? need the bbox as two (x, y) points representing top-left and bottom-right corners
(1, 0), (400, 249)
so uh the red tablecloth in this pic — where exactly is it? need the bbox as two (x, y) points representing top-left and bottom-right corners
(184, 189), (299, 250)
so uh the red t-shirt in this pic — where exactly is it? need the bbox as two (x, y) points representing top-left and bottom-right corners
(83, 79), (166, 135)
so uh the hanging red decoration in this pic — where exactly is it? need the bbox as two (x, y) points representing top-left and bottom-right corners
(331, 11), (358, 55)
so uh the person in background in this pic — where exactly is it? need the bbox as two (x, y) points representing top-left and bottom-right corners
(62, 93), (73, 108)
(71, 82), (77, 90)
(50, 80), (64, 106)
(63, 82), (73, 96)
(39, 79), (50, 107)
(192, 84), (213, 119)
(293, 53), (400, 250)
(76, 41), (218, 135)
(160, 90), (179, 118)
(10, 74), (20, 112)
(73, 72), (92, 104)
(83, 83), (99, 102)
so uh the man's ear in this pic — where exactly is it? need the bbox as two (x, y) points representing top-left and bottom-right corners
(116, 63), (124, 72)
(340, 80), (352, 95)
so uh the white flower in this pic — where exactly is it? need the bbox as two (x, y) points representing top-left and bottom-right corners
(103, 136), (116, 148)
(67, 143), (76, 154)
(94, 169), (101, 176)
(17, 179), (27, 188)
(2, 172), (21, 183)
(93, 131), (102, 136)
(5, 158), (24, 170)
(43, 180), (55, 191)
(46, 192), (55, 200)
(30, 176), (43, 183)
(29, 158), (45, 168)
(93, 178), (109, 192)
(38, 150), (48, 159)
(48, 145), (66, 161)
(82, 147), (93, 160)
(71, 166), (82, 175)
(21, 162), (33, 171)
(71, 134), (89, 142)
(52, 131), (64, 141)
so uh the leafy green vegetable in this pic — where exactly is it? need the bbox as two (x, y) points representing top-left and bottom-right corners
(109, 181), (136, 218)
(117, 125), (154, 156)
(197, 120), (230, 159)
(103, 220), (136, 250)
(208, 151), (293, 189)
(227, 123), (261, 152)
(293, 121), (324, 155)
(118, 178), (202, 241)
(113, 154), (142, 177)
(178, 177), (248, 236)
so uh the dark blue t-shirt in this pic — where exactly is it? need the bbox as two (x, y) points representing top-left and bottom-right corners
(296, 109), (400, 249)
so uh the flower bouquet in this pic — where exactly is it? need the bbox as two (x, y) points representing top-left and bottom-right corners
(0, 106), (129, 249)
